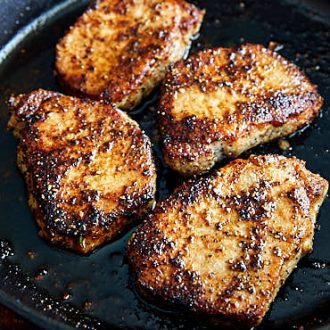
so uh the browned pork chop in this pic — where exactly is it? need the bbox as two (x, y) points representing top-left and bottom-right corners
(127, 154), (328, 327)
(8, 89), (157, 254)
(56, 0), (205, 110)
(158, 44), (323, 176)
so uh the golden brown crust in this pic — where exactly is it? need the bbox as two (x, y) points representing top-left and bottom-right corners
(158, 44), (324, 176)
(127, 154), (328, 327)
(55, 0), (205, 110)
(8, 89), (157, 254)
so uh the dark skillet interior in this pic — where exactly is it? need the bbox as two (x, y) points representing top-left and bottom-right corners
(0, 0), (330, 329)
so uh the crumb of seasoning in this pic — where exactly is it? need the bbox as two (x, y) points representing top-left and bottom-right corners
(84, 301), (93, 310)
(27, 250), (38, 260)
(268, 41), (284, 52)
(63, 292), (71, 301)
(34, 268), (48, 281)
(79, 235), (85, 248)
(278, 139), (291, 151)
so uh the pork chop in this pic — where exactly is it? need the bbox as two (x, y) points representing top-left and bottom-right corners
(56, 0), (205, 110)
(8, 89), (157, 254)
(158, 44), (324, 175)
(127, 154), (328, 327)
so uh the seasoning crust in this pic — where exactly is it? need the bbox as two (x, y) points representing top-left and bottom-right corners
(127, 154), (328, 327)
(56, 0), (205, 110)
(8, 89), (157, 253)
(158, 44), (323, 175)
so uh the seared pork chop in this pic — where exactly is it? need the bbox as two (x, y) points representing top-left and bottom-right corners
(8, 89), (157, 254)
(127, 154), (328, 327)
(56, 0), (205, 110)
(158, 44), (323, 176)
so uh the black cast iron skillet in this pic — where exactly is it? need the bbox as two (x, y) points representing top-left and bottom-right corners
(0, 0), (330, 329)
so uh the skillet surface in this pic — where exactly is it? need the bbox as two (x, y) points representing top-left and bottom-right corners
(0, 0), (329, 329)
